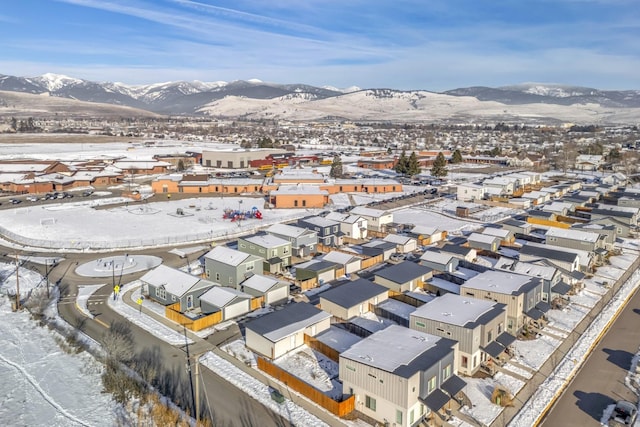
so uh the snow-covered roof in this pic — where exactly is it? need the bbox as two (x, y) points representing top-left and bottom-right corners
(350, 206), (391, 218)
(204, 246), (252, 266)
(545, 227), (599, 243)
(0, 163), (51, 173)
(467, 233), (500, 244)
(410, 225), (441, 236)
(340, 325), (450, 375)
(315, 326), (362, 353)
(271, 185), (328, 195)
(299, 216), (339, 227)
(461, 270), (539, 295)
(242, 233), (290, 248)
(482, 227), (510, 239)
(420, 251), (454, 265)
(322, 251), (360, 265)
(383, 234), (415, 245)
(140, 264), (202, 297)
(199, 286), (251, 308)
(427, 277), (461, 294)
(411, 293), (503, 327)
(267, 223), (312, 238)
(240, 274), (283, 293)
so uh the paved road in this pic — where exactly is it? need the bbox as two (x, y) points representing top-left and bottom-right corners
(4, 246), (289, 427)
(541, 285), (640, 427)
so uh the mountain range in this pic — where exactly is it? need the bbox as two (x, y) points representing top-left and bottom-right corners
(1, 72), (639, 124)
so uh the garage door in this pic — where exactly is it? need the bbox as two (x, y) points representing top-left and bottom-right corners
(268, 286), (288, 304)
(318, 270), (335, 283)
(224, 300), (250, 319)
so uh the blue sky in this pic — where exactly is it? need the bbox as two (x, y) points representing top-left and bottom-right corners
(0, 0), (638, 90)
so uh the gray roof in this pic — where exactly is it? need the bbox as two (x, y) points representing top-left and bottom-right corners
(314, 326), (362, 353)
(319, 279), (388, 308)
(266, 223), (314, 238)
(241, 274), (285, 293)
(350, 206), (390, 218)
(362, 239), (396, 250)
(520, 244), (579, 263)
(296, 259), (337, 272)
(340, 325), (456, 378)
(411, 293), (505, 328)
(299, 216), (339, 227)
(245, 302), (330, 342)
(375, 261), (432, 284)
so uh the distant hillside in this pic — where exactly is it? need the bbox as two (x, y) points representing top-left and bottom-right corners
(1, 72), (640, 124)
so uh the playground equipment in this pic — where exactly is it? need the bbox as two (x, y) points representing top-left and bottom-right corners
(223, 206), (263, 222)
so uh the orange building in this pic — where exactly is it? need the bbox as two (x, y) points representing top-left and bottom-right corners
(269, 185), (329, 208)
(356, 158), (397, 170)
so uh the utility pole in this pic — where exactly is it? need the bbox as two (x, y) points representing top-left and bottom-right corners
(45, 259), (50, 299)
(183, 325), (196, 420)
(14, 254), (20, 310)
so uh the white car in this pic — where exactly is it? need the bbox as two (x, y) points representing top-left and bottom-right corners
(610, 400), (638, 426)
(26, 195), (39, 202)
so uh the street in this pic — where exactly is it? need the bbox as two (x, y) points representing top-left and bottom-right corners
(541, 285), (640, 426)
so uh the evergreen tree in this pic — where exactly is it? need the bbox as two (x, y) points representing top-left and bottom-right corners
(431, 152), (448, 178)
(407, 151), (421, 176)
(451, 149), (463, 164)
(394, 149), (409, 175)
(329, 155), (343, 178)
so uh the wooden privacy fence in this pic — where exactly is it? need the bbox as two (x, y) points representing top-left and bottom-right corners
(257, 357), (355, 417)
(304, 334), (339, 362)
(165, 302), (222, 332)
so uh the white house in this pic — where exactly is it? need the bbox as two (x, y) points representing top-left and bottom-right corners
(239, 274), (289, 305)
(325, 212), (368, 239)
(244, 302), (331, 359)
(349, 206), (394, 232)
(456, 183), (486, 202)
(383, 233), (418, 253)
(321, 251), (362, 275)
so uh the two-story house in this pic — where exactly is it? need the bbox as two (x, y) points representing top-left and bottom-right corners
(410, 293), (511, 376)
(204, 246), (263, 288)
(460, 270), (545, 334)
(238, 233), (292, 274)
(265, 223), (318, 258)
(349, 206), (394, 233)
(297, 216), (342, 247)
(340, 325), (463, 427)
(325, 212), (368, 240)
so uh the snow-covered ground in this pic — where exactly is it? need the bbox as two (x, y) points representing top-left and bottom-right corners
(0, 265), (119, 427)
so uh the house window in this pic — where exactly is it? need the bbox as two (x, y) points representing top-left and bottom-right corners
(487, 331), (493, 342)
(443, 364), (452, 380)
(365, 395), (376, 411)
(246, 264), (254, 271)
(462, 356), (468, 368)
(155, 287), (166, 299)
(294, 200), (298, 207)
(415, 321), (426, 328)
(498, 322), (503, 334)
(302, 200), (306, 207)
(428, 376), (437, 393)
(396, 410), (403, 424)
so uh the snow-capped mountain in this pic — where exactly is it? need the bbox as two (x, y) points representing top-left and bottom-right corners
(0, 72), (639, 123)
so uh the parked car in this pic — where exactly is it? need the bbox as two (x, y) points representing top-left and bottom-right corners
(26, 195), (39, 202)
(82, 190), (94, 197)
(9, 199), (21, 204)
(610, 400), (638, 426)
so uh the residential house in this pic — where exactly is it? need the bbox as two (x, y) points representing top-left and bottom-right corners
(245, 302), (331, 359)
(460, 270), (545, 334)
(204, 246), (263, 288)
(319, 278), (389, 320)
(419, 250), (460, 273)
(481, 227), (514, 244)
(361, 239), (397, 261)
(408, 225), (446, 246)
(141, 264), (214, 312)
(466, 233), (501, 252)
(500, 219), (532, 236)
(340, 325), (463, 427)
(325, 212), (368, 240)
(575, 154), (604, 171)
(437, 244), (477, 262)
(588, 204), (639, 226)
(295, 259), (338, 286)
(239, 274), (289, 305)
(349, 206), (394, 232)
(383, 234), (418, 254)
(374, 261), (433, 293)
(519, 244), (580, 273)
(456, 183), (486, 202)
(238, 233), (292, 274)
(199, 286), (252, 319)
(321, 251), (362, 275)
(493, 257), (562, 303)
(544, 228), (607, 253)
(524, 241), (593, 272)
(265, 223), (318, 258)
(410, 293), (511, 376)
(297, 216), (342, 246)
(482, 176), (516, 195)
